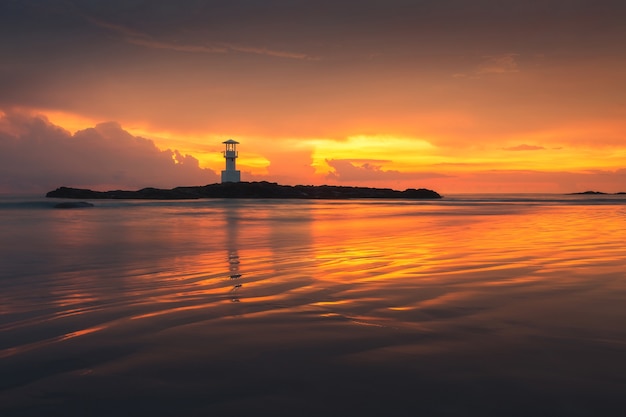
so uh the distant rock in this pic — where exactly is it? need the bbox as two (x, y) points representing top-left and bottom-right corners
(53, 201), (95, 208)
(46, 182), (442, 200)
(569, 191), (626, 195)
(570, 191), (608, 195)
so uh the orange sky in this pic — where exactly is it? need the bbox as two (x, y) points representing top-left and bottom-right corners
(1, 1), (625, 193)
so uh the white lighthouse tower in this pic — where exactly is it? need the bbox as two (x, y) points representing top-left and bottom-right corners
(221, 139), (241, 183)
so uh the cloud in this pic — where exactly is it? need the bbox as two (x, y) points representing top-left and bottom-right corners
(223, 43), (319, 61)
(452, 53), (520, 79)
(477, 53), (519, 74)
(0, 110), (218, 193)
(83, 17), (147, 39)
(326, 159), (448, 183)
(126, 37), (229, 54)
(503, 144), (546, 151)
(88, 17), (318, 60)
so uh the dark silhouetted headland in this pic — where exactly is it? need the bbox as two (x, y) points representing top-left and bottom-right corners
(46, 182), (442, 200)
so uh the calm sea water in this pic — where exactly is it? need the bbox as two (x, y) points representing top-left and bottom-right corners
(1, 194), (626, 416)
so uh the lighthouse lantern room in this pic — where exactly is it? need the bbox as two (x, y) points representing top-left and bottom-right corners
(221, 139), (241, 183)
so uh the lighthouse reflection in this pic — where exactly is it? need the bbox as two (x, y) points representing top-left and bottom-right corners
(228, 254), (242, 302)
(225, 203), (243, 302)
(220, 200), (315, 304)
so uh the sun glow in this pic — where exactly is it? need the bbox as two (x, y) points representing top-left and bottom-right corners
(308, 135), (442, 174)
(25, 107), (626, 192)
(37, 110), (99, 134)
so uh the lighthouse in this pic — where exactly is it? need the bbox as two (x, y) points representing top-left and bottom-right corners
(221, 139), (241, 183)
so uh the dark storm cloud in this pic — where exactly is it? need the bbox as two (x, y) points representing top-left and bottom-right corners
(0, 111), (218, 193)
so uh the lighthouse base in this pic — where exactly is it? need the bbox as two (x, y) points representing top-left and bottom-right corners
(221, 170), (241, 183)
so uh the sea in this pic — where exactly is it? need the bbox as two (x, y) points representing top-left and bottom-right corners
(1, 194), (626, 416)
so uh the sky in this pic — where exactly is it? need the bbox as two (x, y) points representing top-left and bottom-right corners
(1, 0), (625, 194)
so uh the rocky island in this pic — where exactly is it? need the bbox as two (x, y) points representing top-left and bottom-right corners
(569, 191), (626, 195)
(47, 181), (442, 200)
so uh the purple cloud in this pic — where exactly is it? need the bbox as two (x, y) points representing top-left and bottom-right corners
(326, 159), (448, 183)
(0, 111), (218, 193)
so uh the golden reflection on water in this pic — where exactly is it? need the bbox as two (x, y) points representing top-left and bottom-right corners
(2, 200), (626, 362)
(301, 203), (626, 332)
(2, 199), (626, 416)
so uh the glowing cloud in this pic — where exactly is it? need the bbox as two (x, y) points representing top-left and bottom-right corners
(309, 135), (441, 175)
(503, 144), (546, 151)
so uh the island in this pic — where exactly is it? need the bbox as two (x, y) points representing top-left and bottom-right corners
(46, 182), (442, 200)
(569, 191), (626, 195)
